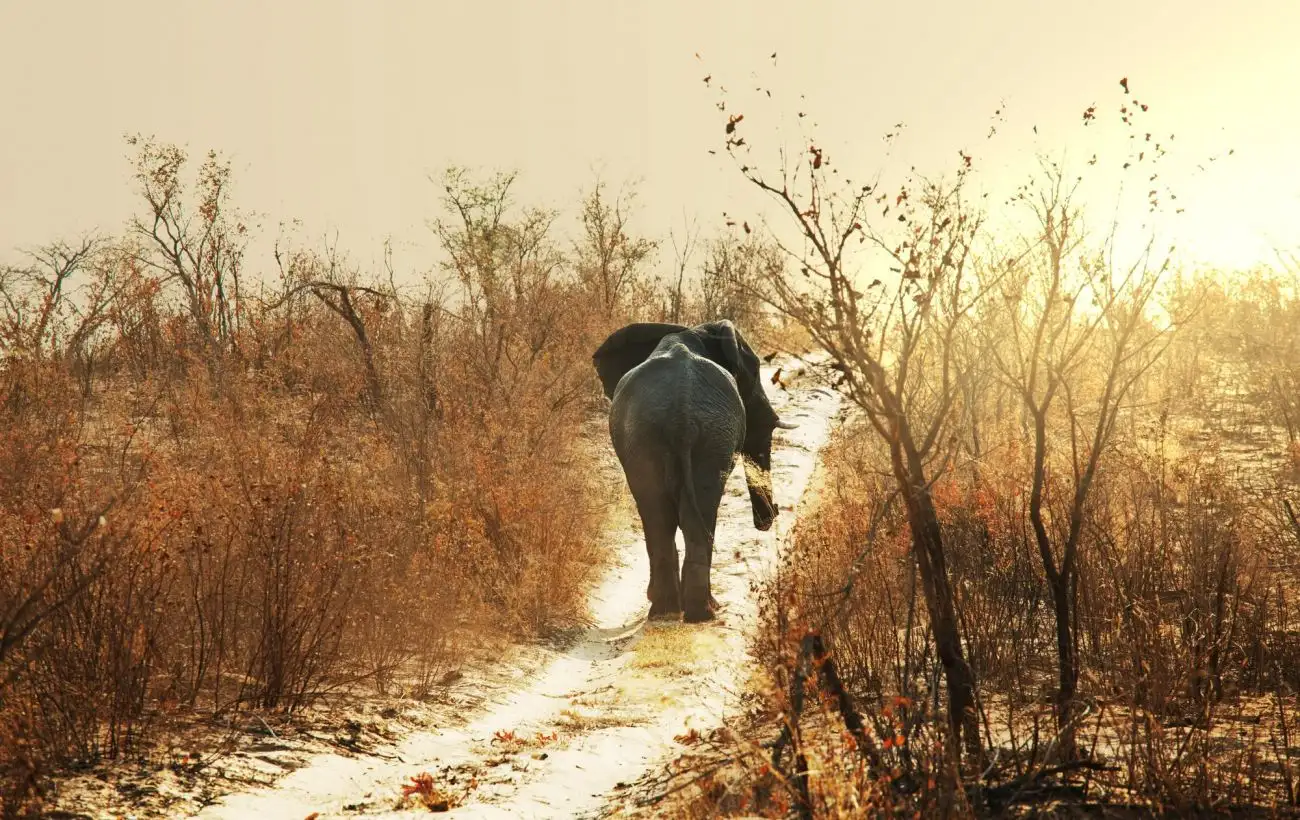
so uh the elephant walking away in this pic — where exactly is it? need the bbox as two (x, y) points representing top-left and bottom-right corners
(591, 320), (798, 623)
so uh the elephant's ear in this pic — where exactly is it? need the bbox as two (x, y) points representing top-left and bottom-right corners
(695, 320), (785, 426)
(694, 319), (753, 383)
(592, 322), (689, 399)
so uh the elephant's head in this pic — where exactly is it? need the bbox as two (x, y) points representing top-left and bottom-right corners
(592, 319), (798, 532)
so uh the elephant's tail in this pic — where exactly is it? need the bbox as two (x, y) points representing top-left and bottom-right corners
(675, 445), (713, 555)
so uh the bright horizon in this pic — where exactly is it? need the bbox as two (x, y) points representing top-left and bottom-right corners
(3, 0), (1298, 280)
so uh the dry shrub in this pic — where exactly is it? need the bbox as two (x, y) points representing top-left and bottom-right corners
(706, 405), (1298, 817)
(0, 363), (149, 814)
(0, 150), (644, 811)
(665, 65), (1300, 817)
(0, 710), (47, 819)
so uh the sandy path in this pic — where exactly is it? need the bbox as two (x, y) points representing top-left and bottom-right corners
(195, 362), (841, 819)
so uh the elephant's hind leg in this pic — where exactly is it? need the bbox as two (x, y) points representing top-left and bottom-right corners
(633, 491), (681, 619)
(679, 463), (728, 624)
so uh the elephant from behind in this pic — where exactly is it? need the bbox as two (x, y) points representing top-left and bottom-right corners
(592, 320), (797, 622)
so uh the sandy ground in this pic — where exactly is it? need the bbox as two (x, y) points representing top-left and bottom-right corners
(53, 359), (842, 820)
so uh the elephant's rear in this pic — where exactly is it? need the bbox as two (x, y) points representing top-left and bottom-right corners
(608, 346), (744, 481)
(593, 321), (786, 622)
(615, 354), (734, 499)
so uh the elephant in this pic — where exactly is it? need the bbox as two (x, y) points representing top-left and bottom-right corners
(591, 320), (798, 623)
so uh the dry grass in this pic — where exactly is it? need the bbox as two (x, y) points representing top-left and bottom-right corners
(630, 623), (730, 672)
(556, 708), (641, 732)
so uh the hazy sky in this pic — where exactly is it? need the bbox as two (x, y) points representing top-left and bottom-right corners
(3, 0), (1298, 277)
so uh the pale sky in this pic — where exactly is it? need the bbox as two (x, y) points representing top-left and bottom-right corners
(3, 0), (1298, 278)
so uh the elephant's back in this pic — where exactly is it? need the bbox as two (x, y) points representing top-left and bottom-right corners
(609, 344), (744, 453)
(615, 344), (741, 411)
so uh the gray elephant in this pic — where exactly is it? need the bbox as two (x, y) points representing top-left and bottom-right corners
(591, 320), (797, 623)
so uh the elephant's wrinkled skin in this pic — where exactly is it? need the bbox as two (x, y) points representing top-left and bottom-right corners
(592, 320), (797, 623)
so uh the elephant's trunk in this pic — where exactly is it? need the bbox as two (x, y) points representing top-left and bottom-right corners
(742, 453), (777, 531)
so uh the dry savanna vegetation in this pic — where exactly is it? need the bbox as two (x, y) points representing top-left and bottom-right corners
(640, 75), (1300, 818)
(3, 65), (1298, 820)
(0, 136), (798, 816)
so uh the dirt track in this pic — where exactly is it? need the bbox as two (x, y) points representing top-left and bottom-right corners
(182, 360), (842, 819)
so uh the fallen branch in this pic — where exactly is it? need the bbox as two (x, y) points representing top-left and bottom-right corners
(981, 759), (1118, 810)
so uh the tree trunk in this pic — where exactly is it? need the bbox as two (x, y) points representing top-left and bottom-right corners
(1029, 406), (1081, 758)
(893, 440), (981, 762)
(1048, 572), (1078, 757)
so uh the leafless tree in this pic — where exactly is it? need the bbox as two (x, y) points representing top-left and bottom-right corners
(270, 235), (392, 411)
(697, 230), (781, 330)
(573, 176), (658, 319)
(667, 211), (700, 324)
(979, 158), (1183, 754)
(0, 236), (108, 359)
(0, 236), (128, 401)
(433, 168), (567, 391)
(720, 109), (988, 762)
(126, 135), (248, 375)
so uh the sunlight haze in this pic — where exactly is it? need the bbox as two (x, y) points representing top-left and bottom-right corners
(3, 0), (1298, 275)
(9, 4), (1300, 816)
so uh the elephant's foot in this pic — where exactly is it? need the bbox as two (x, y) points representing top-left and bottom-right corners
(683, 601), (715, 623)
(647, 600), (683, 621)
(647, 579), (681, 620)
(648, 553), (681, 615)
(681, 563), (715, 623)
